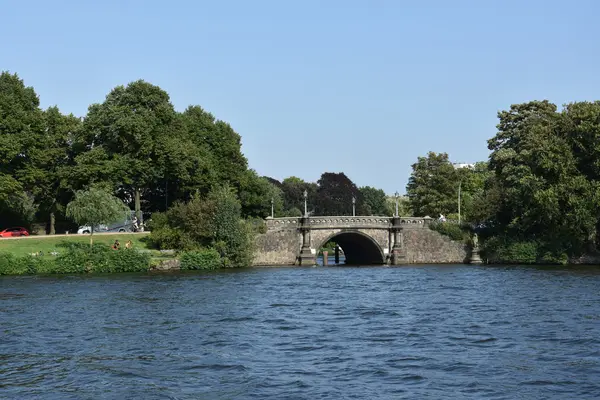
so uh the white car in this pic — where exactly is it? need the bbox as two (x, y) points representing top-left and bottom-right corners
(77, 222), (132, 234)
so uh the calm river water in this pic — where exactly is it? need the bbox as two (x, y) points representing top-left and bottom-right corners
(1, 265), (600, 399)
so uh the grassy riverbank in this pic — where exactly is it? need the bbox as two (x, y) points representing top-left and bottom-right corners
(0, 233), (181, 276)
(0, 233), (154, 257)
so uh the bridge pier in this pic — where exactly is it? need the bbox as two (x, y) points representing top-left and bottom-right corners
(390, 216), (406, 265)
(298, 217), (316, 266)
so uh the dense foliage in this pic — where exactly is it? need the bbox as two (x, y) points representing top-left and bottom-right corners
(149, 185), (254, 268)
(428, 221), (470, 242)
(1, 71), (393, 240)
(0, 72), (282, 233)
(0, 242), (150, 275)
(180, 249), (222, 270)
(7, 70), (600, 265)
(407, 100), (600, 264)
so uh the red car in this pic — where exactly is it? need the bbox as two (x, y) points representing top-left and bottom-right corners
(0, 227), (30, 237)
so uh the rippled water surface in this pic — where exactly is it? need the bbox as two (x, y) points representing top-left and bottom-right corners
(2, 265), (600, 399)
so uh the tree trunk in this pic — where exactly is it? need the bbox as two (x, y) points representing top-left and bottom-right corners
(49, 212), (56, 235)
(135, 187), (141, 223)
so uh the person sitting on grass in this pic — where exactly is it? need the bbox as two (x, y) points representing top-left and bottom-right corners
(125, 240), (132, 249)
(112, 240), (120, 250)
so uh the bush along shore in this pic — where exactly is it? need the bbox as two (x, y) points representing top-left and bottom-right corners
(0, 242), (241, 276)
(0, 242), (152, 275)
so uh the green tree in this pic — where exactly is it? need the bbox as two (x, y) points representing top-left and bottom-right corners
(206, 185), (253, 267)
(560, 101), (600, 245)
(66, 188), (130, 247)
(314, 172), (363, 216)
(406, 152), (458, 217)
(149, 185), (254, 267)
(17, 107), (81, 234)
(280, 176), (318, 215)
(360, 186), (390, 215)
(238, 170), (284, 218)
(79, 80), (177, 221)
(0, 71), (44, 225)
(455, 162), (491, 223)
(487, 100), (600, 258)
(386, 195), (412, 216)
(181, 106), (248, 186)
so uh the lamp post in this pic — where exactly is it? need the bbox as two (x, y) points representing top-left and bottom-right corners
(303, 189), (308, 217)
(270, 197), (274, 219)
(299, 189), (315, 265)
(352, 196), (356, 217)
(394, 191), (399, 217)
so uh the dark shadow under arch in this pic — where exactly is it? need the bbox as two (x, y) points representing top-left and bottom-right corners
(319, 231), (386, 265)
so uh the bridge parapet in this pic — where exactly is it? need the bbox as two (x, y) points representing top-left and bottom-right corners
(398, 216), (434, 228)
(265, 216), (434, 230)
(265, 217), (300, 231)
(308, 216), (391, 229)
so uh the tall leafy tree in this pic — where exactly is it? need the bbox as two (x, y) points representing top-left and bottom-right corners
(238, 169), (284, 218)
(16, 107), (81, 233)
(406, 152), (458, 217)
(280, 176), (317, 216)
(487, 100), (600, 255)
(182, 106), (247, 186)
(314, 172), (363, 216)
(78, 80), (177, 220)
(561, 101), (600, 244)
(360, 186), (390, 215)
(0, 71), (44, 225)
(205, 185), (253, 267)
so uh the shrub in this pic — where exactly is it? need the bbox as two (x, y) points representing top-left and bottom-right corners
(498, 241), (538, 264)
(0, 252), (56, 275)
(148, 203), (210, 251)
(0, 253), (28, 275)
(483, 236), (569, 265)
(180, 249), (222, 270)
(0, 242), (152, 276)
(148, 224), (188, 250)
(149, 185), (255, 268)
(104, 249), (151, 273)
(429, 221), (469, 242)
(54, 244), (150, 273)
(54, 242), (109, 273)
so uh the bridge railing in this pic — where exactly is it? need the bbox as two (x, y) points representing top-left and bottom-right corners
(307, 216), (391, 228)
(265, 217), (300, 231)
(265, 216), (435, 230)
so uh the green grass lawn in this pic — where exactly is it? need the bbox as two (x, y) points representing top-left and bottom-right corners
(0, 233), (157, 257)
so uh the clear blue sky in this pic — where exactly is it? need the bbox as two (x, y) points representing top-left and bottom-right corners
(2, 0), (600, 194)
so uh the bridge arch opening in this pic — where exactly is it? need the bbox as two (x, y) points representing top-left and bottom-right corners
(318, 231), (386, 265)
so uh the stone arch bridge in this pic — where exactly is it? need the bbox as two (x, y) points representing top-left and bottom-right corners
(253, 216), (471, 266)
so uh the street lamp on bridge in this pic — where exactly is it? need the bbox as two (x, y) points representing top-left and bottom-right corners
(270, 197), (274, 219)
(303, 190), (308, 217)
(394, 191), (399, 217)
(352, 196), (356, 217)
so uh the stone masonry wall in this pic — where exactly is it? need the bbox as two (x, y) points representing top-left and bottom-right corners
(403, 228), (468, 264)
(253, 229), (301, 266)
